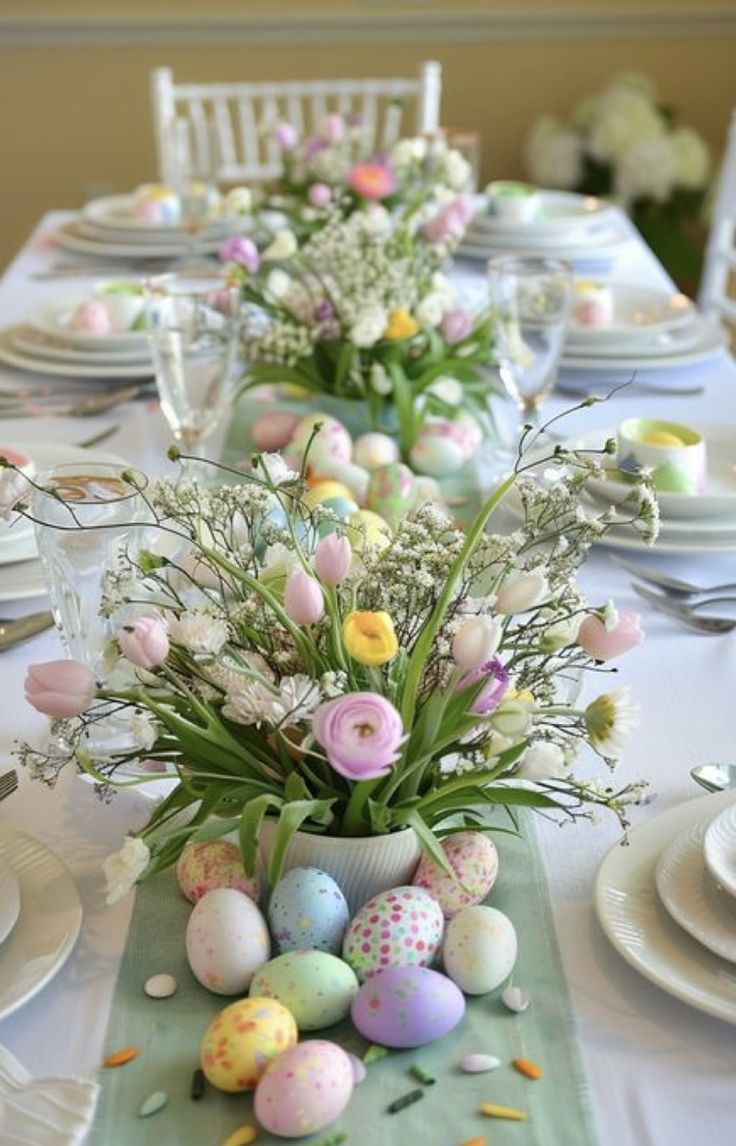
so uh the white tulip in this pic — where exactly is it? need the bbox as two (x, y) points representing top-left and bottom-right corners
(452, 616), (502, 670)
(262, 228), (297, 261)
(103, 836), (150, 904)
(517, 741), (567, 781)
(495, 570), (550, 614)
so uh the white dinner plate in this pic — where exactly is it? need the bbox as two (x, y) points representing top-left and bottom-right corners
(567, 283), (694, 343)
(0, 825), (83, 1020)
(11, 328), (151, 367)
(472, 190), (617, 238)
(704, 802), (736, 901)
(561, 320), (727, 370)
(0, 328), (154, 381)
(655, 815), (736, 963)
(595, 789), (736, 1025)
(458, 222), (630, 263)
(0, 526), (37, 568)
(0, 856), (20, 948)
(570, 424), (736, 520)
(54, 219), (223, 259)
(82, 193), (236, 238)
(28, 298), (147, 353)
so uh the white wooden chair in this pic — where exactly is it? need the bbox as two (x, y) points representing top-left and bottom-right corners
(151, 62), (442, 187)
(698, 108), (736, 324)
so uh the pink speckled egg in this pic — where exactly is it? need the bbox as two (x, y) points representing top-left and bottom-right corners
(342, 886), (444, 981)
(254, 1040), (354, 1137)
(185, 888), (270, 995)
(412, 831), (499, 918)
(351, 965), (465, 1047)
(251, 411), (301, 451)
(71, 299), (112, 335)
(176, 839), (261, 905)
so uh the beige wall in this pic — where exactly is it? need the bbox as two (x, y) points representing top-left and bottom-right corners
(1, 3), (735, 268)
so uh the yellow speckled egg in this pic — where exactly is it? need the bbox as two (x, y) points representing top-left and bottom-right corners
(304, 480), (354, 508)
(200, 997), (297, 1092)
(640, 430), (684, 447)
(346, 509), (392, 554)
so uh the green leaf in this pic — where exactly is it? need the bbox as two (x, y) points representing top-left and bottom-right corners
(238, 793), (284, 877)
(266, 799), (336, 886)
(189, 817), (241, 843)
(367, 798), (392, 834)
(284, 771), (312, 801)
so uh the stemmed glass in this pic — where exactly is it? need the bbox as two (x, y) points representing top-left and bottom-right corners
(168, 116), (220, 247)
(487, 255), (573, 459)
(143, 272), (242, 473)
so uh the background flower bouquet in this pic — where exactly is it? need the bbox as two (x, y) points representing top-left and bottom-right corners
(13, 436), (657, 903)
(524, 73), (712, 289)
(222, 206), (495, 469)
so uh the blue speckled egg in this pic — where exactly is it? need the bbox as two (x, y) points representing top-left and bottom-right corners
(268, 867), (350, 954)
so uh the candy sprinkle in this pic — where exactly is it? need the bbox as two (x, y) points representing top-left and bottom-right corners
(221, 1126), (258, 1146)
(103, 1047), (140, 1068)
(481, 1103), (528, 1121)
(139, 1091), (168, 1118)
(513, 1057), (543, 1080)
(315, 1135), (347, 1146)
(363, 1044), (389, 1065)
(190, 1068), (206, 1100)
(457, 1139), (487, 1146)
(410, 1063), (436, 1086)
(387, 1089), (424, 1114)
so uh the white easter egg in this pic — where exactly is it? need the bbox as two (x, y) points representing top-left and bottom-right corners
(185, 888), (270, 995)
(442, 904), (517, 994)
(354, 432), (400, 471)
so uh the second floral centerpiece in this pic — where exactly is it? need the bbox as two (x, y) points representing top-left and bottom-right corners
(14, 432), (657, 904)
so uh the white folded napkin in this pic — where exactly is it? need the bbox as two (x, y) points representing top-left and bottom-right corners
(0, 1044), (98, 1146)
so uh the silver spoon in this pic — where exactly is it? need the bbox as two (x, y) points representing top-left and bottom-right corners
(611, 555), (736, 600)
(630, 582), (736, 634)
(0, 611), (54, 652)
(690, 763), (736, 793)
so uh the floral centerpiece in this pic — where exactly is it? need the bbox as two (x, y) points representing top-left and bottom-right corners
(221, 206), (493, 468)
(524, 73), (712, 288)
(9, 432), (657, 904)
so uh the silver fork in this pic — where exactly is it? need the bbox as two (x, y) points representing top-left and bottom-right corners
(631, 581), (736, 634)
(0, 770), (18, 802)
(611, 555), (736, 599)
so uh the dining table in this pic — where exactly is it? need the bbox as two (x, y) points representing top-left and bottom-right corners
(1, 208), (736, 1146)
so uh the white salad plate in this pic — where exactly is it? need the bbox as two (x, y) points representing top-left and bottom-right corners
(28, 298), (147, 352)
(568, 283), (694, 343)
(54, 219), (222, 259)
(704, 802), (736, 902)
(655, 815), (736, 963)
(82, 193), (236, 238)
(595, 789), (736, 1026)
(472, 190), (617, 238)
(0, 825), (83, 1021)
(0, 526), (37, 568)
(458, 226), (630, 263)
(11, 328), (151, 367)
(561, 319), (727, 370)
(0, 855), (21, 948)
(0, 329), (154, 381)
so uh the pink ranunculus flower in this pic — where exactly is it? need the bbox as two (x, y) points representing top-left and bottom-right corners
(308, 182), (332, 209)
(218, 234), (260, 273)
(273, 120), (298, 151)
(458, 658), (510, 716)
(440, 308), (474, 344)
(347, 163), (397, 201)
(119, 616), (170, 670)
(25, 660), (96, 718)
(314, 533), (352, 586)
(578, 611), (644, 662)
(312, 692), (405, 780)
(452, 616), (502, 671)
(284, 568), (325, 625)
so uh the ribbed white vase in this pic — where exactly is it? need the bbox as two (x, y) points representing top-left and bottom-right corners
(259, 824), (421, 914)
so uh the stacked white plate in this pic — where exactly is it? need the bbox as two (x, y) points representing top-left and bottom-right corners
(0, 293), (154, 381)
(596, 789), (736, 1024)
(54, 192), (240, 260)
(562, 282), (728, 371)
(458, 190), (630, 265)
(0, 824), (82, 1019)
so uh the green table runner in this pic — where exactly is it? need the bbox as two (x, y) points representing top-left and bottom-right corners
(92, 819), (596, 1146)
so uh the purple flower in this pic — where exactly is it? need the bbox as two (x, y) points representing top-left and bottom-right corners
(273, 121), (298, 151)
(219, 234), (260, 273)
(458, 658), (510, 715)
(312, 692), (405, 780)
(440, 308), (474, 344)
(305, 136), (329, 158)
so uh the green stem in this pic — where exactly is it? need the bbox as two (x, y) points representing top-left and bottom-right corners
(341, 778), (381, 836)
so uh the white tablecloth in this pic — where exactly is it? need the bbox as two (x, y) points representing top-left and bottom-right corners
(1, 214), (736, 1145)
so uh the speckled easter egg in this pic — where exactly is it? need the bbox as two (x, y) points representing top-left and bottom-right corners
(442, 904), (517, 995)
(351, 965), (465, 1047)
(185, 888), (270, 994)
(71, 299), (112, 335)
(132, 184), (182, 225)
(200, 997), (297, 1092)
(268, 867), (349, 954)
(250, 950), (359, 1030)
(254, 1040), (354, 1138)
(346, 509), (392, 554)
(292, 414), (353, 468)
(176, 840), (261, 905)
(342, 886), (444, 981)
(303, 480), (354, 508)
(366, 463), (416, 527)
(409, 424), (466, 476)
(412, 832), (499, 918)
(251, 411), (301, 451)
(310, 460), (370, 505)
(354, 432), (400, 471)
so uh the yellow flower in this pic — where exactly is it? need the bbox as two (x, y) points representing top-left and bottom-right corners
(343, 610), (398, 666)
(505, 686), (534, 703)
(383, 309), (419, 341)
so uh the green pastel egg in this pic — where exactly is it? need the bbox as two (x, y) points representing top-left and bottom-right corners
(249, 950), (359, 1031)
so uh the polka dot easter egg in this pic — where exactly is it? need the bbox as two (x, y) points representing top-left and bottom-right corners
(176, 839), (261, 905)
(250, 950), (359, 1030)
(342, 886), (444, 981)
(268, 867), (349, 954)
(413, 831), (499, 918)
(351, 965), (465, 1048)
(254, 1040), (354, 1137)
(200, 997), (297, 1092)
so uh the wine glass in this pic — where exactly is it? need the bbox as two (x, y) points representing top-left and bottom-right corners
(488, 255), (573, 441)
(168, 116), (220, 246)
(143, 272), (242, 472)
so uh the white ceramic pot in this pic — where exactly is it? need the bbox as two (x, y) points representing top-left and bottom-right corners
(259, 823), (421, 914)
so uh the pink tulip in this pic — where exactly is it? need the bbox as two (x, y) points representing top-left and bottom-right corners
(25, 660), (96, 718)
(308, 182), (332, 209)
(314, 534), (352, 585)
(218, 234), (260, 273)
(347, 163), (397, 201)
(273, 121), (298, 151)
(284, 568), (325, 624)
(423, 195), (474, 245)
(319, 113), (345, 144)
(440, 308), (474, 344)
(119, 617), (170, 669)
(578, 611), (644, 662)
